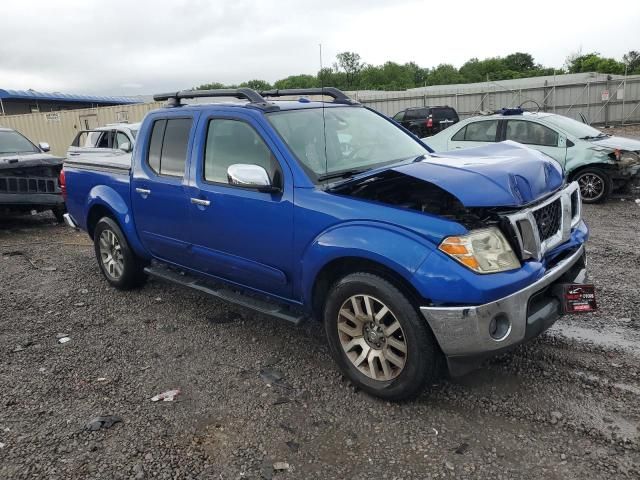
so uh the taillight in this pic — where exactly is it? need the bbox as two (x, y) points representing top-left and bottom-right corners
(59, 169), (67, 200)
(426, 117), (433, 128)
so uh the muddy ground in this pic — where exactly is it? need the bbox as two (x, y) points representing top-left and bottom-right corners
(1, 197), (639, 479)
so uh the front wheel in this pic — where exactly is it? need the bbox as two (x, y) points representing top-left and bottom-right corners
(93, 217), (147, 290)
(324, 273), (441, 401)
(574, 168), (612, 203)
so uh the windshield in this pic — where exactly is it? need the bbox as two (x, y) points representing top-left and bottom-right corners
(0, 130), (40, 156)
(543, 115), (605, 139)
(267, 106), (429, 182)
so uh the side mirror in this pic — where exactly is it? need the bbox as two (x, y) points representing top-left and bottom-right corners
(227, 164), (278, 192)
(566, 139), (575, 148)
(39, 142), (50, 152)
(118, 141), (132, 153)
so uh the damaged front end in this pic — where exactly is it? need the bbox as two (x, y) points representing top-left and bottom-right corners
(329, 169), (500, 229)
(612, 150), (640, 194)
(329, 148), (590, 376)
(0, 155), (64, 216)
(329, 167), (582, 267)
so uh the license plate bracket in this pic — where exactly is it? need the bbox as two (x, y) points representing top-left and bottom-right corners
(558, 283), (597, 313)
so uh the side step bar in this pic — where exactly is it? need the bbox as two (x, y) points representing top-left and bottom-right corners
(144, 263), (306, 326)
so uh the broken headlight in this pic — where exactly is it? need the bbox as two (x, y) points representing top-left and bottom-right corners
(439, 227), (520, 274)
(619, 151), (640, 168)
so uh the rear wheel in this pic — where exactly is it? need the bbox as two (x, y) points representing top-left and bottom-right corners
(574, 168), (612, 203)
(93, 217), (147, 290)
(324, 272), (441, 400)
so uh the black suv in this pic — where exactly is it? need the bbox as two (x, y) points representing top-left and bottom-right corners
(392, 106), (459, 137)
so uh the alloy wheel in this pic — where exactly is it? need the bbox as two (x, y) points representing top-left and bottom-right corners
(337, 294), (407, 381)
(577, 172), (605, 202)
(98, 229), (124, 280)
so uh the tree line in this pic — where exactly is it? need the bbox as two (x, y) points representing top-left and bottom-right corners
(196, 50), (640, 92)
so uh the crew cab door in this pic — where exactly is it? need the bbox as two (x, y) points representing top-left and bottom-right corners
(186, 112), (294, 299)
(131, 114), (197, 265)
(502, 119), (567, 165)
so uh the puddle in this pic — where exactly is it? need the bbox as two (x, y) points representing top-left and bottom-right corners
(549, 323), (640, 357)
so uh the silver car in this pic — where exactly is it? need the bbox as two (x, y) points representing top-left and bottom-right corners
(424, 110), (640, 203)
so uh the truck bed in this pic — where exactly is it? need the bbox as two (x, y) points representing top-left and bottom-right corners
(63, 152), (131, 232)
(64, 151), (132, 172)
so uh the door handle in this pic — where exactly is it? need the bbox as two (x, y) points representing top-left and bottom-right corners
(135, 187), (151, 195)
(190, 197), (211, 207)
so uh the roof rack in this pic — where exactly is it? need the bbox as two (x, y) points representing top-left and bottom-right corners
(152, 87), (358, 109)
(259, 88), (358, 105)
(153, 88), (269, 107)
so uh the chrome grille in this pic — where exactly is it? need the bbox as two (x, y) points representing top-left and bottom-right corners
(505, 182), (581, 261)
(532, 199), (561, 242)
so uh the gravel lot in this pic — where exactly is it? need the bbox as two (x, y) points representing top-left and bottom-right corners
(1, 197), (640, 479)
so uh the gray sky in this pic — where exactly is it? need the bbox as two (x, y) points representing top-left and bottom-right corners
(1, 0), (638, 96)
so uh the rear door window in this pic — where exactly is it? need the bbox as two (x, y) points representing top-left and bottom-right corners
(96, 131), (114, 148)
(505, 120), (559, 147)
(115, 132), (129, 149)
(392, 112), (404, 121)
(146, 118), (192, 177)
(433, 108), (458, 121)
(452, 120), (499, 142)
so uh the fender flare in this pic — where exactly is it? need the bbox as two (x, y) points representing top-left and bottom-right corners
(85, 185), (149, 259)
(300, 221), (435, 306)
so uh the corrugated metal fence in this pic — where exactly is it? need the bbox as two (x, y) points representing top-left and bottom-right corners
(354, 75), (640, 126)
(2, 74), (640, 157)
(0, 102), (162, 156)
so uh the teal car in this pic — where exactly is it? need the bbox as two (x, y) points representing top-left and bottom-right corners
(423, 109), (640, 203)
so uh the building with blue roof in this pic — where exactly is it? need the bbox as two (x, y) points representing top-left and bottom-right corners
(0, 89), (143, 116)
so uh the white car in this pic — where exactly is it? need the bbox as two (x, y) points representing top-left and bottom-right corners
(423, 109), (640, 203)
(67, 122), (140, 158)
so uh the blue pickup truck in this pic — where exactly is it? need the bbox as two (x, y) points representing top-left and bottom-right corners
(62, 87), (592, 400)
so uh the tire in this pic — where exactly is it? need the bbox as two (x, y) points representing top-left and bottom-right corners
(323, 272), (441, 401)
(573, 168), (612, 203)
(51, 206), (66, 224)
(93, 217), (147, 290)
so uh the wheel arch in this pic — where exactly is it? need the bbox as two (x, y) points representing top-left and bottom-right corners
(85, 185), (149, 258)
(86, 203), (117, 239)
(310, 256), (428, 322)
(567, 162), (617, 180)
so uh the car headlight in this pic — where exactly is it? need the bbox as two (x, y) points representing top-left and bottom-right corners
(439, 227), (520, 274)
(619, 151), (640, 167)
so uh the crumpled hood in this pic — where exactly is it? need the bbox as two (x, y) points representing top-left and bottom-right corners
(392, 141), (564, 207)
(589, 135), (640, 152)
(0, 152), (63, 171)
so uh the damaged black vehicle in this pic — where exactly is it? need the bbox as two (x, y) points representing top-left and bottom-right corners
(0, 127), (65, 222)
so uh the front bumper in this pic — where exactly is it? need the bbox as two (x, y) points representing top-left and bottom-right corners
(0, 192), (64, 208)
(420, 245), (586, 375)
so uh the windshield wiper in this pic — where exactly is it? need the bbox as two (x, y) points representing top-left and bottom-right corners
(317, 168), (370, 182)
(580, 133), (608, 140)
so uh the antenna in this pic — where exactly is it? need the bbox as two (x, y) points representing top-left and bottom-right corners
(319, 43), (328, 183)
